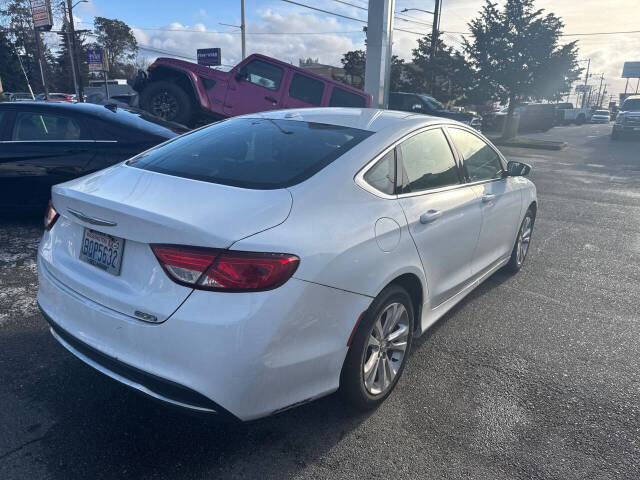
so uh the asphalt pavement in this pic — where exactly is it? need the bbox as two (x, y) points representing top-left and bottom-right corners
(1, 123), (639, 479)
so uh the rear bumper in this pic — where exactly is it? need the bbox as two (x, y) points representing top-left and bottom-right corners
(37, 253), (371, 420)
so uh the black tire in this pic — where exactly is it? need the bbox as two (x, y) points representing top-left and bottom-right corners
(504, 208), (535, 273)
(140, 80), (193, 125)
(340, 285), (414, 411)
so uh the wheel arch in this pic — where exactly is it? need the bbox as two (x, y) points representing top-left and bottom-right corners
(146, 66), (201, 109)
(385, 272), (424, 333)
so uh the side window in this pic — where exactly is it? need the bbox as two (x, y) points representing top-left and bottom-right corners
(364, 149), (396, 195)
(243, 60), (284, 91)
(448, 128), (503, 182)
(330, 87), (366, 107)
(399, 129), (460, 193)
(289, 73), (324, 106)
(12, 112), (83, 141)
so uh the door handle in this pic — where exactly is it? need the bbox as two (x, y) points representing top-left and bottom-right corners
(420, 210), (441, 224)
(482, 194), (496, 203)
(264, 96), (277, 104)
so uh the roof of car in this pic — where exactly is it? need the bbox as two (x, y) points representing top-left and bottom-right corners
(242, 107), (458, 132)
(0, 101), (111, 114)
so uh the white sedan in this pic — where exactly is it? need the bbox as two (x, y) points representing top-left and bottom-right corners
(591, 110), (611, 123)
(37, 108), (537, 421)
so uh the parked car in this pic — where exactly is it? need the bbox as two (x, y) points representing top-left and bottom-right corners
(612, 95), (640, 140)
(133, 54), (372, 125)
(0, 101), (188, 211)
(35, 93), (75, 102)
(4, 92), (35, 102)
(483, 103), (555, 133)
(389, 92), (482, 129)
(555, 102), (591, 125)
(590, 110), (611, 123)
(38, 108), (537, 421)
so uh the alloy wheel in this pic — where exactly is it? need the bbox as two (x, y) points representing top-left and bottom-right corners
(151, 91), (178, 120)
(516, 215), (533, 266)
(362, 302), (410, 395)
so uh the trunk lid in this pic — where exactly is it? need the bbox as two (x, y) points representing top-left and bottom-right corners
(46, 164), (292, 322)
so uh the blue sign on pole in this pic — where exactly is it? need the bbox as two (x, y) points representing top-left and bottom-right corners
(197, 48), (221, 67)
(87, 49), (104, 72)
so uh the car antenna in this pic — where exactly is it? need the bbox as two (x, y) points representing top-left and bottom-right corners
(104, 103), (118, 112)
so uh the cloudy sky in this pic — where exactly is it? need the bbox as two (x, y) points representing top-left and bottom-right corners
(69, 0), (640, 100)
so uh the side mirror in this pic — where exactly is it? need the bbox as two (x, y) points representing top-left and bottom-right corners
(506, 161), (531, 177)
(235, 66), (248, 82)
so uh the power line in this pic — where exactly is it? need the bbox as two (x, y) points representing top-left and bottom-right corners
(280, 0), (366, 23)
(329, 0), (433, 27)
(280, 0), (430, 36)
(134, 26), (363, 35)
(561, 29), (640, 36)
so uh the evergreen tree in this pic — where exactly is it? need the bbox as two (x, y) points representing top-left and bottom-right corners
(464, 0), (582, 137)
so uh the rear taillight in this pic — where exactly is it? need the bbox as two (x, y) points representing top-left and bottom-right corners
(44, 201), (59, 231)
(151, 245), (299, 292)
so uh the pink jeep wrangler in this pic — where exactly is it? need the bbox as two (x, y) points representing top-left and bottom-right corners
(134, 53), (372, 126)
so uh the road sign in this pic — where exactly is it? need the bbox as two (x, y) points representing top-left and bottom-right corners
(622, 62), (640, 78)
(30, 0), (53, 32)
(575, 85), (592, 93)
(197, 48), (221, 67)
(87, 49), (106, 72)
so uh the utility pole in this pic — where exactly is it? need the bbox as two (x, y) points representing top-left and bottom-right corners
(34, 29), (49, 98)
(595, 73), (604, 107)
(61, 2), (79, 99)
(430, 0), (442, 95)
(581, 58), (590, 108)
(67, 0), (85, 101)
(599, 84), (607, 107)
(240, 0), (246, 60)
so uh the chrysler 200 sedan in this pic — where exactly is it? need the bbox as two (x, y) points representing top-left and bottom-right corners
(37, 108), (537, 421)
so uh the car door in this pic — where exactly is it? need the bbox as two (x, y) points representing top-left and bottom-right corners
(397, 127), (483, 308)
(281, 71), (326, 109)
(224, 58), (286, 116)
(0, 108), (96, 210)
(446, 127), (523, 277)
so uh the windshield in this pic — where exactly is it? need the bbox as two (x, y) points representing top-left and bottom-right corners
(418, 95), (445, 111)
(621, 99), (640, 111)
(594, 110), (609, 115)
(129, 118), (373, 189)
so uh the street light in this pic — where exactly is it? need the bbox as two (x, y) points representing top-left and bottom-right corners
(72, 0), (87, 8)
(400, 8), (434, 15)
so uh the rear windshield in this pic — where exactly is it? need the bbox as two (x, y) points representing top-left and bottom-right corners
(595, 110), (609, 115)
(96, 107), (189, 136)
(128, 118), (373, 189)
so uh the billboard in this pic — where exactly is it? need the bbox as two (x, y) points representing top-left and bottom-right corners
(30, 0), (53, 32)
(87, 49), (107, 72)
(197, 48), (221, 67)
(622, 62), (640, 78)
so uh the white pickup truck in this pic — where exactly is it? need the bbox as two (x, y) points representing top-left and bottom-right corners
(555, 103), (592, 125)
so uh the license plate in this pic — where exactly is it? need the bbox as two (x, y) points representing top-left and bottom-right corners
(79, 228), (125, 275)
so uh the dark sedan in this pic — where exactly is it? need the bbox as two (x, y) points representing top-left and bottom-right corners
(0, 102), (188, 212)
